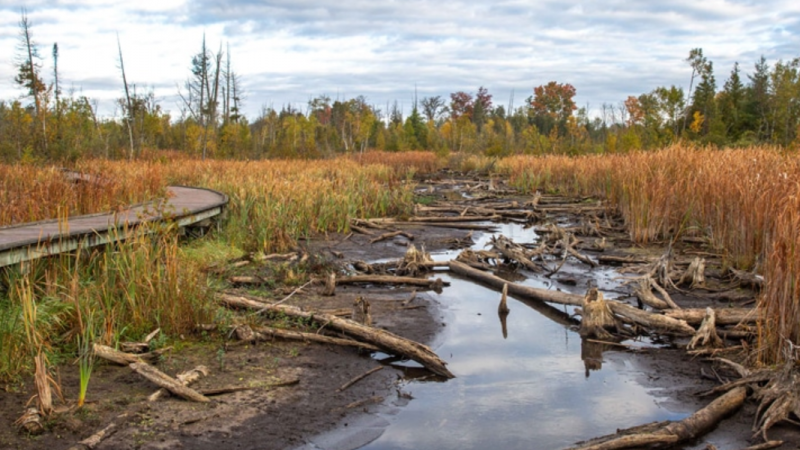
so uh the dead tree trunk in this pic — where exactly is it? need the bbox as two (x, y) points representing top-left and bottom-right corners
(218, 294), (454, 378)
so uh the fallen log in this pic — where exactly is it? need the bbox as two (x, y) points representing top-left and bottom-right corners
(565, 386), (746, 450)
(449, 260), (695, 336)
(252, 326), (380, 352)
(407, 215), (501, 223)
(93, 344), (170, 366)
(229, 276), (265, 285)
(597, 255), (653, 265)
(129, 362), (210, 403)
(490, 235), (543, 272)
(401, 222), (499, 231)
(198, 378), (299, 396)
(338, 275), (449, 289)
(608, 302), (695, 336)
(664, 308), (759, 325)
(148, 366), (208, 402)
(449, 259), (583, 306)
(218, 294), (454, 378)
(369, 230), (415, 244)
(734, 441), (784, 450)
(349, 225), (375, 236)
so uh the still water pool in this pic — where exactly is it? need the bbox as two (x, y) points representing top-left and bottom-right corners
(309, 223), (691, 450)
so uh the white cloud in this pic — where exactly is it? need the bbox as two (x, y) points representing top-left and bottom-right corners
(0, 0), (798, 118)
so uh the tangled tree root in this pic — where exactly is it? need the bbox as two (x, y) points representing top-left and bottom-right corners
(629, 275), (680, 310)
(687, 307), (723, 351)
(398, 244), (433, 276)
(752, 356), (800, 441)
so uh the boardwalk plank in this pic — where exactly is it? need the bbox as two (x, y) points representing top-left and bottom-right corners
(0, 186), (228, 267)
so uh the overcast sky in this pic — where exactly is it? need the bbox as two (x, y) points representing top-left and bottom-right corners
(0, 0), (798, 120)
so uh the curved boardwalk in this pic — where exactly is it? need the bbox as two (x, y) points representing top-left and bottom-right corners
(0, 186), (229, 268)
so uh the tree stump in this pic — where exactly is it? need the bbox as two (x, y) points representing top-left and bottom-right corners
(580, 288), (616, 340)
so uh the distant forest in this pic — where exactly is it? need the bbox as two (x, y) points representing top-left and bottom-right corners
(3, 12), (799, 162)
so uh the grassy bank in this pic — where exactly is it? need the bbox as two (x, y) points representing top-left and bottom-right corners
(0, 152), (437, 384)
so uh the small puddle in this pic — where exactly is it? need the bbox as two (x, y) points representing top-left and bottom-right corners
(304, 223), (692, 450)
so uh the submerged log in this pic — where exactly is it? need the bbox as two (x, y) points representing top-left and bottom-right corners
(218, 294), (454, 378)
(565, 386), (746, 450)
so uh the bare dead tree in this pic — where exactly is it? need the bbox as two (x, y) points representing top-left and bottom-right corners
(15, 9), (47, 155)
(117, 34), (135, 159)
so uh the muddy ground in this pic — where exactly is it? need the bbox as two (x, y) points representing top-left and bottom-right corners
(1, 175), (799, 450)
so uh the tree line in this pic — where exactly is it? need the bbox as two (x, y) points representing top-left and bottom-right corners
(2, 11), (799, 163)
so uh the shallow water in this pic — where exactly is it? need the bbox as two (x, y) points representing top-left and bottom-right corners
(358, 223), (689, 450)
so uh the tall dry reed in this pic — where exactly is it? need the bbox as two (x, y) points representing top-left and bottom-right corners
(0, 155), (421, 382)
(498, 145), (800, 364)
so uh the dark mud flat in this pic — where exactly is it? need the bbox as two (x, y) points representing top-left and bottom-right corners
(2, 178), (799, 450)
(295, 225), (721, 450)
(0, 225), (458, 450)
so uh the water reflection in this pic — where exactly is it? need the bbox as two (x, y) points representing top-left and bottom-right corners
(581, 338), (611, 377)
(498, 310), (509, 339)
(357, 223), (687, 450)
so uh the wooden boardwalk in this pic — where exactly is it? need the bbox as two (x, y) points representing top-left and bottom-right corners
(0, 186), (229, 268)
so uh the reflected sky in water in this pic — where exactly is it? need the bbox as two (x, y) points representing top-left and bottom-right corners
(362, 224), (688, 450)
